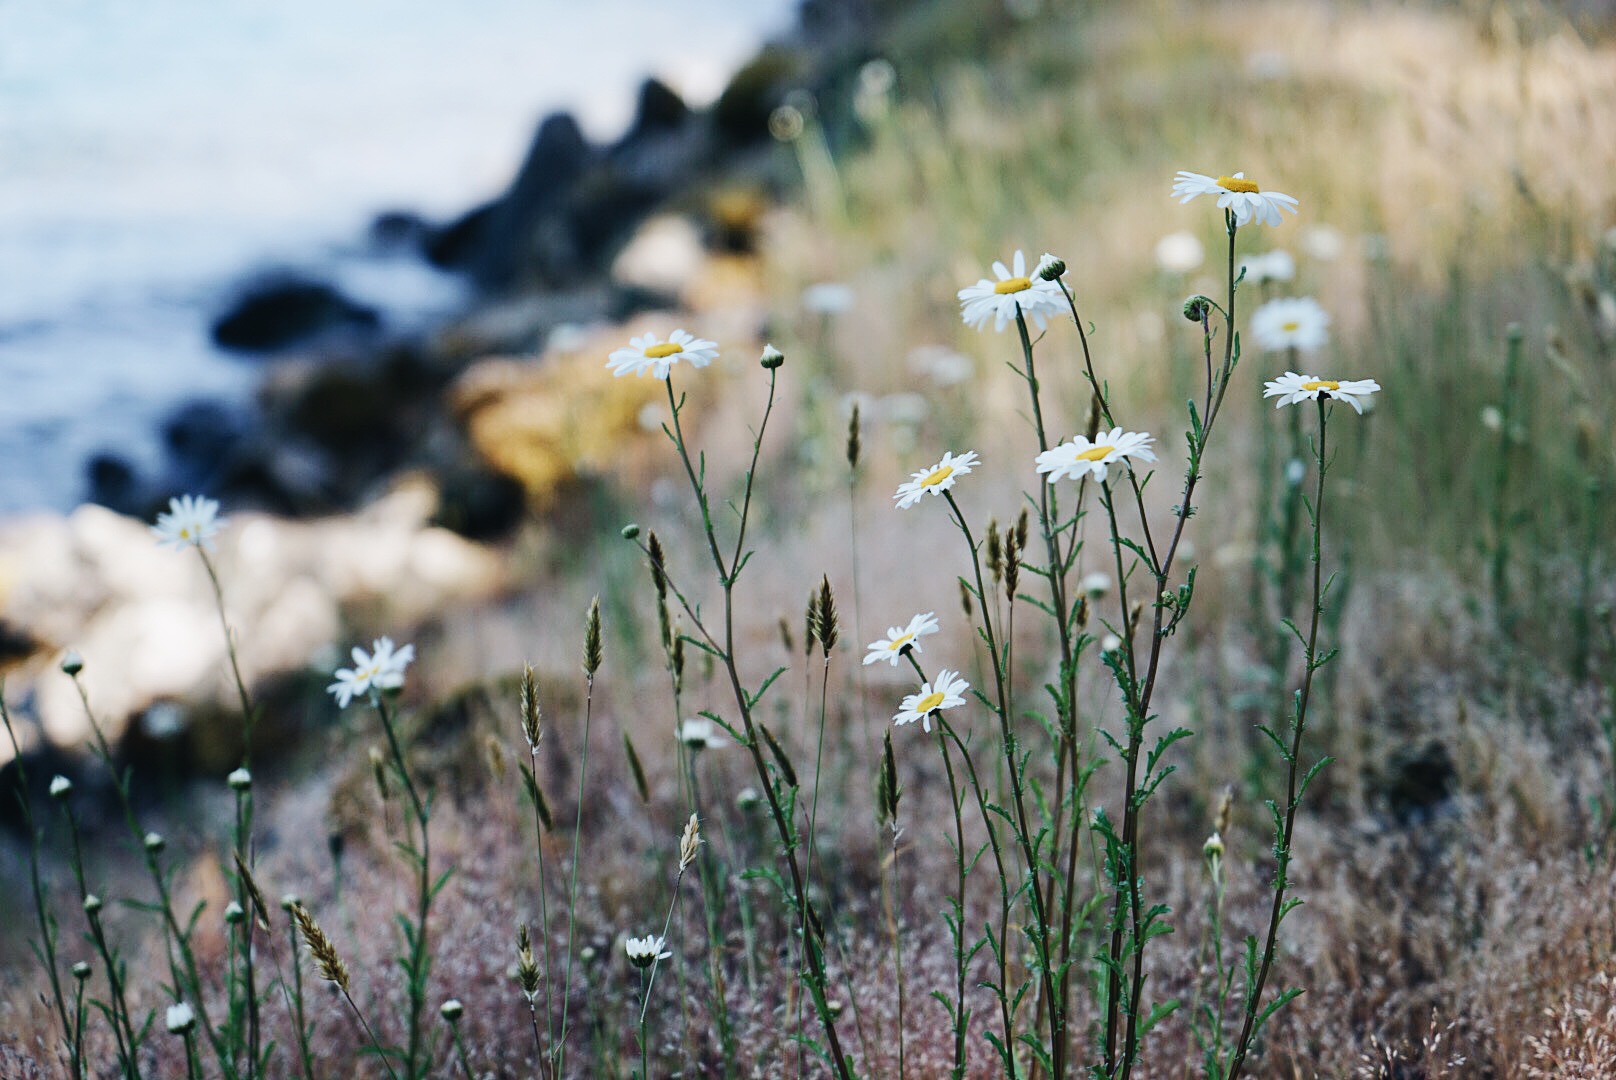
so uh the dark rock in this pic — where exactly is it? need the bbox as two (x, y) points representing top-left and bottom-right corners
(432, 460), (527, 541)
(425, 202), (499, 272)
(162, 399), (256, 494)
(622, 78), (690, 141)
(86, 453), (141, 514)
(370, 210), (431, 251)
(212, 276), (381, 352)
(713, 46), (806, 143)
(472, 112), (594, 292)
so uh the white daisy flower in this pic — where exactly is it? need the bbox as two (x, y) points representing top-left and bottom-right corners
(1239, 249), (1296, 285)
(1080, 572), (1112, 597)
(893, 669), (970, 733)
(1101, 634), (1123, 653)
(957, 250), (1067, 332)
(863, 612), (941, 667)
(1154, 231), (1205, 273)
(1171, 171), (1299, 228)
(1035, 427), (1157, 484)
(893, 450), (978, 509)
(328, 636), (416, 708)
(1262, 371), (1382, 414)
(165, 1002), (195, 1035)
(624, 934), (672, 969)
(151, 495), (225, 551)
(677, 717), (727, 751)
(606, 329), (719, 379)
(802, 282), (854, 315)
(1251, 297), (1330, 353)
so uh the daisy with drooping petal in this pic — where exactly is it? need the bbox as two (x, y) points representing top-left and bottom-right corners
(606, 329), (720, 379)
(893, 669), (970, 733)
(328, 636), (416, 708)
(677, 717), (727, 751)
(152, 495), (225, 551)
(1262, 371), (1382, 414)
(1250, 297), (1330, 353)
(957, 250), (1067, 332)
(1172, 171), (1299, 227)
(863, 612), (941, 666)
(1035, 427), (1157, 484)
(894, 450), (979, 509)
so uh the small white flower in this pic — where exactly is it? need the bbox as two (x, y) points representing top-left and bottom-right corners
(606, 329), (719, 379)
(908, 345), (974, 387)
(802, 282), (854, 315)
(894, 450), (978, 509)
(328, 637), (416, 708)
(1100, 634), (1122, 653)
(677, 717), (727, 751)
(165, 1002), (195, 1035)
(863, 612), (940, 667)
(151, 495), (225, 551)
(1172, 171), (1299, 228)
(227, 767), (252, 791)
(1262, 371), (1382, 414)
(1480, 405), (1503, 432)
(1251, 297), (1330, 353)
(1154, 231), (1205, 273)
(1301, 224), (1344, 262)
(49, 775), (73, 798)
(1080, 572), (1112, 597)
(1036, 427), (1156, 484)
(957, 250), (1067, 332)
(625, 934), (672, 969)
(893, 669), (970, 733)
(1285, 458), (1307, 485)
(1240, 250), (1296, 285)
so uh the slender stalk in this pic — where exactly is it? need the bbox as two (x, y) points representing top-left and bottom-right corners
(659, 366), (854, 1078)
(1226, 400), (1332, 1080)
(450, 1025), (473, 1078)
(285, 916), (316, 1080)
(375, 696), (432, 1080)
(0, 694), (79, 1078)
(183, 1031), (201, 1080)
(527, 745), (557, 1079)
(555, 663), (595, 1078)
(937, 728), (971, 1079)
(341, 988), (401, 1080)
(63, 808), (141, 1079)
(887, 821), (907, 1080)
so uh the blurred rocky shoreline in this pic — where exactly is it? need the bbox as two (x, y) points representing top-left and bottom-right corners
(0, 0), (892, 782)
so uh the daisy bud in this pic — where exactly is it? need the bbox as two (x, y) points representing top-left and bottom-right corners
(1101, 634), (1122, 654)
(281, 894), (301, 912)
(1036, 253), (1066, 280)
(737, 786), (761, 811)
(624, 934), (671, 970)
(440, 999), (464, 1023)
(49, 775), (73, 799)
(760, 343), (785, 370)
(678, 813), (702, 871)
(224, 901), (245, 925)
(144, 832), (166, 853)
(72, 961), (91, 980)
(1285, 459), (1306, 485)
(1203, 832), (1225, 861)
(166, 1002), (196, 1035)
(227, 767), (252, 792)
(620, 523), (641, 540)
(1081, 572), (1112, 597)
(83, 894), (102, 915)
(1183, 295), (1212, 322)
(60, 650), (84, 676)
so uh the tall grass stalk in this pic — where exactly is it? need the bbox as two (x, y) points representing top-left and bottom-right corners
(1225, 397), (1337, 1080)
(556, 597), (603, 1078)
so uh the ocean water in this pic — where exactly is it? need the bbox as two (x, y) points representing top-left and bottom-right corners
(0, 0), (794, 514)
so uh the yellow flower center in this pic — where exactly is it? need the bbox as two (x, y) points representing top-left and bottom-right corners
(1301, 380), (1340, 392)
(994, 276), (1033, 294)
(921, 465), (954, 487)
(644, 342), (684, 359)
(1075, 445), (1115, 462)
(1281, 321), (1300, 332)
(1217, 175), (1260, 193)
(887, 633), (916, 652)
(915, 691), (946, 713)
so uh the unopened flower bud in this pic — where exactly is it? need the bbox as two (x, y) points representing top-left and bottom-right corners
(166, 1002), (196, 1035)
(49, 775), (73, 799)
(60, 650), (84, 676)
(1203, 832), (1225, 860)
(620, 523), (641, 540)
(440, 999), (464, 1023)
(760, 343), (785, 370)
(144, 832), (166, 853)
(72, 961), (91, 980)
(224, 901), (245, 925)
(227, 768), (252, 792)
(1183, 295), (1212, 322)
(1036, 253), (1066, 280)
(281, 894), (301, 912)
(83, 894), (102, 915)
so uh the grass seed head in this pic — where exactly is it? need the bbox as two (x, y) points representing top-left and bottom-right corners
(583, 596), (603, 678)
(519, 664), (543, 751)
(291, 903), (350, 992)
